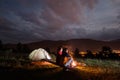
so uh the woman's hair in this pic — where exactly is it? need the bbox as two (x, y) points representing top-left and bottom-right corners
(63, 48), (68, 53)
(57, 46), (63, 52)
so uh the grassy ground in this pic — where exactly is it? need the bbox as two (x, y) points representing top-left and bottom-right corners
(0, 54), (120, 80)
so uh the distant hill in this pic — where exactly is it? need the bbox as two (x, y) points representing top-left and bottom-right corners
(4, 39), (120, 53)
(26, 39), (120, 52)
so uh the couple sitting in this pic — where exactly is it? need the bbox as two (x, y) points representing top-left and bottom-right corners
(56, 47), (74, 69)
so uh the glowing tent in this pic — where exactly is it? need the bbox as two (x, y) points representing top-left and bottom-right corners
(29, 48), (52, 61)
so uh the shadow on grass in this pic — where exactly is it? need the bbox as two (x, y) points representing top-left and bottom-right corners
(0, 66), (120, 80)
(0, 60), (120, 80)
(0, 66), (82, 80)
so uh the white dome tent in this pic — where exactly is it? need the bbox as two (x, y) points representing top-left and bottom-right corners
(29, 48), (52, 61)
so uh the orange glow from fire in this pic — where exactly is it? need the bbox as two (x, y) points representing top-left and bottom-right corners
(71, 61), (77, 67)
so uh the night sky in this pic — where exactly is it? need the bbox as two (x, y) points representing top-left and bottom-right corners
(0, 0), (120, 43)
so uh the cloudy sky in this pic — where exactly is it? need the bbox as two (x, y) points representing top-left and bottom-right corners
(0, 0), (120, 43)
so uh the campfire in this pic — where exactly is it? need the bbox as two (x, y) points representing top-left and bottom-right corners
(71, 60), (77, 67)
(71, 60), (86, 68)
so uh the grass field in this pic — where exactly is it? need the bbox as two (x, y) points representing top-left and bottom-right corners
(0, 53), (120, 80)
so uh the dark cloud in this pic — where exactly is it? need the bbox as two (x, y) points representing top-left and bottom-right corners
(0, 0), (120, 43)
(0, 17), (16, 31)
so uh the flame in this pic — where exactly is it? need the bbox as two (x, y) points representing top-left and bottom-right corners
(71, 61), (77, 67)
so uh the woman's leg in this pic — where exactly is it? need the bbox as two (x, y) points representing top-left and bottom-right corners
(64, 58), (73, 67)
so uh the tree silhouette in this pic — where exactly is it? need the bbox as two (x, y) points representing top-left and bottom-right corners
(44, 47), (51, 54)
(15, 42), (31, 53)
(22, 44), (30, 53)
(85, 50), (94, 58)
(16, 42), (23, 53)
(0, 40), (3, 50)
(98, 46), (113, 59)
(74, 48), (81, 58)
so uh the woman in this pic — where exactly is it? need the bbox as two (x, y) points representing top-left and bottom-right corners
(56, 46), (63, 66)
(62, 48), (73, 68)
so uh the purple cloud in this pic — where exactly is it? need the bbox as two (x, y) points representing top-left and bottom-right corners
(0, 0), (120, 43)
